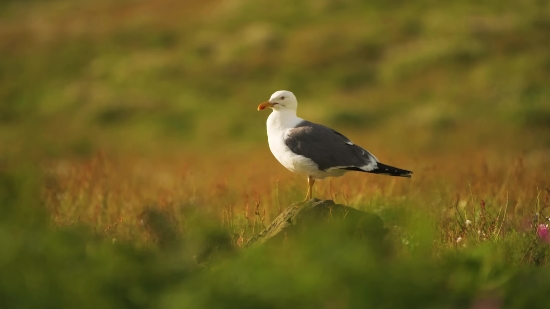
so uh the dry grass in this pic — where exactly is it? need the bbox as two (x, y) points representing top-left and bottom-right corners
(41, 145), (550, 256)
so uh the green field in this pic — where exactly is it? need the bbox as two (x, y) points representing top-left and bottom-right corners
(1, 0), (550, 307)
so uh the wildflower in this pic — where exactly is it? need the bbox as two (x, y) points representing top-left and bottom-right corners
(537, 224), (550, 243)
(456, 237), (463, 243)
(465, 220), (472, 226)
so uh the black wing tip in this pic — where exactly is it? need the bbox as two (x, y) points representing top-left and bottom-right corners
(376, 172), (413, 178)
(370, 163), (413, 178)
(341, 166), (413, 177)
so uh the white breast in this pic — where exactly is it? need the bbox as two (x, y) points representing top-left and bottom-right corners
(266, 111), (322, 177)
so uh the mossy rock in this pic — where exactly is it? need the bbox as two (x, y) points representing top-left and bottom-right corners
(246, 199), (388, 248)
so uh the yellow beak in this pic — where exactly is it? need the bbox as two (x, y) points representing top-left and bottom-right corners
(257, 101), (274, 111)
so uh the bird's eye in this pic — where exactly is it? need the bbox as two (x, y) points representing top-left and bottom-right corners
(281, 96), (285, 100)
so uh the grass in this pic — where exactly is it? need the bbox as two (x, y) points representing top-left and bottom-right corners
(1, 0), (550, 307)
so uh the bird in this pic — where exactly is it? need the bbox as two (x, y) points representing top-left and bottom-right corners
(257, 90), (412, 201)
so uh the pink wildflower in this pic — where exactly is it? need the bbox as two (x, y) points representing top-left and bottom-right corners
(537, 224), (550, 243)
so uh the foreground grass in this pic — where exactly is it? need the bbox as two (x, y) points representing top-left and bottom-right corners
(3, 147), (550, 308)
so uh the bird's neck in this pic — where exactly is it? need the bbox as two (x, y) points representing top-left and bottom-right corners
(267, 110), (302, 131)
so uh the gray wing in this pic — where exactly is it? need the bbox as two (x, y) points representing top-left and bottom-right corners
(284, 121), (379, 171)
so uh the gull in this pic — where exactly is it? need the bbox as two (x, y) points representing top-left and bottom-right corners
(257, 90), (412, 201)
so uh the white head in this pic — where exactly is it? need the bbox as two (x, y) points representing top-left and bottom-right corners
(257, 90), (298, 112)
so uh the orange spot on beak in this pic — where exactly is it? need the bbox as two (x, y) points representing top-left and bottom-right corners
(257, 101), (274, 111)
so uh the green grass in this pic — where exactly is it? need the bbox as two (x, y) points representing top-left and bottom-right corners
(1, 0), (550, 153)
(2, 165), (550, 308)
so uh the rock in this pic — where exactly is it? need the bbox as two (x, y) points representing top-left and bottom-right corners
(246, 199), (388, 248)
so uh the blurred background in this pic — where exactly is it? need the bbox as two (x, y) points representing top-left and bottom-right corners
(1, 0), (550, 308)
(2, 0), (549, 157)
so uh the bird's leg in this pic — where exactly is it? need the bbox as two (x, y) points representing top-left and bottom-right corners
(304, 176), (315, 202)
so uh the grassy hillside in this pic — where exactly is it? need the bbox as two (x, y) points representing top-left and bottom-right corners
(2, 0), (549, 153)
(1, 0), (550, 307)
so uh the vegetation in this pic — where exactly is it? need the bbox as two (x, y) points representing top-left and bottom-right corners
(1, 0), (550, 307)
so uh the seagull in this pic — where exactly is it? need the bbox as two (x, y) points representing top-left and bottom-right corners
(257, 90), (412, 201)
